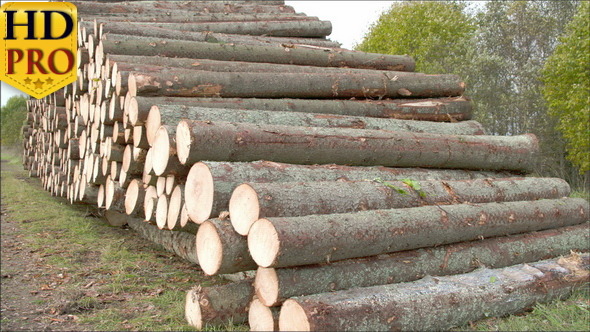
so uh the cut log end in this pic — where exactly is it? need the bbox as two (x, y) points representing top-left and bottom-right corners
(180, 203), (190, 227)
(176, 120), (192, 165)
(155, 194), (168, 229)
(249, 298), (277, 332)
(255, 267), (280, 307)
(144, 186), (158, 221)
(122, 144), (132, 172)
(167, 185), (183, 230)
(152, 126), (171, 176)
(145, 105), (161, 146)
(248, 218), (280, 268)
(97, 184), (105, 208)
(279, 299), (310, 332)
(196, 221), (223, 276)
(125, 179), (141, 215)
(127, 96), (140, 125)
(127, 73), (137, 97)
(105, 176), (116, 210)
(229, 183), (260, 235)
(185, 289), (203, 330)
(185, 162), (215, 224)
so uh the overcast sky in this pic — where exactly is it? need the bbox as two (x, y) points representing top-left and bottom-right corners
(1, 1), (396, 106)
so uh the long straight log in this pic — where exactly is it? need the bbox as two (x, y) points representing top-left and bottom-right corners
(127, 68), (461, 99)
(95, 27), (340, 48)
(247, 198), (589, 268)
(84, 13), (316, 24)
(185, 279), (254, 330)
(255, 223), (590, 307)
(77, 2), (296, 16)
(279, 254), (590, 331)
(175, 121), (538, 172)
(184, 161), (515, 224)
(229, 177), (570, 235)
(101, 20), (332, 37)
(128, 96), (473, 124)
(126, 213), (198, 264)
(98, 34), (413, 71)
(196, 219), (257, 276)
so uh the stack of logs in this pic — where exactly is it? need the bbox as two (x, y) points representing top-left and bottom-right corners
(20, 1), (589, 331)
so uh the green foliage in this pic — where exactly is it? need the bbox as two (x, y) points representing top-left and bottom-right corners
(1, 95), (28, 145)
(373, 177), (408, 195)
(355, 1), (475, 75)
(542, 1), (590, 173)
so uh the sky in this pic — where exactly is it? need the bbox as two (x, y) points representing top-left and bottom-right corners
(1, 1), (396, 106)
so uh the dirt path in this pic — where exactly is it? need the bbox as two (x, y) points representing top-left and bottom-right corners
(1, 204), (86, 331)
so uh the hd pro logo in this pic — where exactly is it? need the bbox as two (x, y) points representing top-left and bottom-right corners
(1, 2), (77, 99)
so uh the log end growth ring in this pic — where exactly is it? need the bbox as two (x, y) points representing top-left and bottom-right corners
(255, 267), (280, 307)
(152, 126), (171, 176)
(175, 120), (192, 165)
(196, 220), (223, 276)
(249, 298), (276, 332)
(248, 218), (280, 268)
(184, 289), (203, 330)
(229, 183), (260, 235)
(155, 194), (168, 229)
(125, 179), (140, 215)
(279, 299), (310, 332)
(185, 162), (215, 224)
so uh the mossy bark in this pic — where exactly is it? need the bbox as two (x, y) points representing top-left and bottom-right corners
(280, 254), (589, 331)
(257, 223), (589, 306)
(253, 198), (588, 268)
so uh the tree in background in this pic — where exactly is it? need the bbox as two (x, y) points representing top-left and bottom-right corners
(356, 0), (585, 188)
(355, 1), (475, 76)
(542, 1), (589, 174)
(1, 95), (28, 145)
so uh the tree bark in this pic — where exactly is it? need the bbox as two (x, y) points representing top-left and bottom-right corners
(99, 34), (414, 71)
(229, 177), (570, 235)
(184, 161), (514, 224)
(127, 68), (461, 99)
(175, 121), (538, 172)
(76, 1), (296, 15)
(196, 219), (257, 276)
(100, 20), (333, 38)
(255, 223), (589, 307)
(126, 213), (198, 264)
(147, 105), (484, 135)
(185, 279), (254, 329)
(279, 254), (589, 331)
(94, 23), (340, 48)
(84, 13), (317, 24)
(129, 96), (473, 123)
(247, 198), (589, 268)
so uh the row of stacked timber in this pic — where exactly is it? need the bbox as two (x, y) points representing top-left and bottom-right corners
(20, 1), (589, 331)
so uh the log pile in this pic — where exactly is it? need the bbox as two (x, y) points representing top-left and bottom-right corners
(20, 1), (589, 331)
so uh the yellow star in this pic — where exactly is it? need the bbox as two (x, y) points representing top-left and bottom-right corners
(46, 77), (54, 85)
(24, 77), (32, 84)
(33, 79), (44, 89)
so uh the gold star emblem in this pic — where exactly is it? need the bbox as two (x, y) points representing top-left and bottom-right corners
(33, 79), (44, 89)
(24, 77), (32, 85)
(46, 77), (54, 85)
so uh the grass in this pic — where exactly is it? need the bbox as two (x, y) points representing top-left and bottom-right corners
(0, 149), (242, 331)
(2, 148), (589, 331)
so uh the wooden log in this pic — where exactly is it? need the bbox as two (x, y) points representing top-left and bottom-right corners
(279, 254), (589, 331)
(229, 177), (570, 235)
(124, 179), (145, 216)
(99, 34), (413, 71)
(105, 175), (126, 212)
(128, 96), (473, 123)
(167, 184), (184, 230)
(187, 161), (514, 224)
(155, 194), (169, 230)
(196, 219), (257, 276)
(125, 213), (198, 264)
(175, 121), (538, 172)
(248, 198), (589, 268)
(143, 185), (158, 221)
(255, 223), (590, 307)
(76, 1), (296, 14)
(97, 26), (341, 47)
(185, 279), (254, 330)
(127, 68), (461, 99)
(122, 145), (146, 175)
(100, 20), (332, 38)
(249, 298), (279, 332)
(144, 105), (484, 142)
